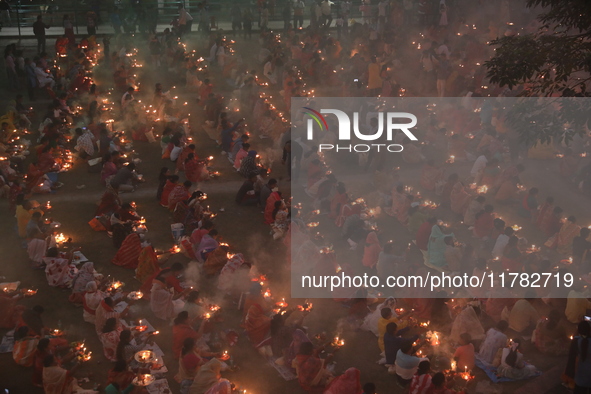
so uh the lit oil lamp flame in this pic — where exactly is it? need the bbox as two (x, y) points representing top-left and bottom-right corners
(128, 291), (143, 300)
(297, 302), (313, 312)
(25, 289), (38, 296)
(332, 336), (345, 347)
(276, 298), (288, 308)
(54, 233), (67, 244)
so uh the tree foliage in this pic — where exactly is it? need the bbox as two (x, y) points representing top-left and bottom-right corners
(485, 0), (591, 96)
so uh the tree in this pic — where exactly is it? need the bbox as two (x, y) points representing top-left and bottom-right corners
(484, 0), (591, 145)
(485, 0), (591, 97)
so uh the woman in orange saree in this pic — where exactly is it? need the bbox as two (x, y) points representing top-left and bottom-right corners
(244, 303), (271, 348)
(293, 342), (333, 391)
(135, 245), (160, 283)
(264, 191), (281, 224)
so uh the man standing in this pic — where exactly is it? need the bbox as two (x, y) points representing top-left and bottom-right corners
(0, 0), (11, 27)
(86, 11), (98, 36)
(282, 1), (292, 32)
(230, 4), (242, 35)
(320, 0), (333, 27)
(293, 0), (304, 29)
(33, 15), (50, 54)
(178, 4), (194, 36)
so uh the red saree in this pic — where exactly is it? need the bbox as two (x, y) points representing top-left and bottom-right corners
(112, 233), (142, 269)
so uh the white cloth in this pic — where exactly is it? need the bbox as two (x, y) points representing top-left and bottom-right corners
(470, 155), (488, 178)
(492, 234), (510, 259)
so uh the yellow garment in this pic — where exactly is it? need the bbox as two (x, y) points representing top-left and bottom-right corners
(565, 290), (591, 324)
(367, 62), (382, 90)
(508, 299), (539, 333)
(378, 316), (408, 352)
(16, 206), (32, 238)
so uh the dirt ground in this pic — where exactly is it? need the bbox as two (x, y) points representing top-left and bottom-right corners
(0, 33), (583, 394)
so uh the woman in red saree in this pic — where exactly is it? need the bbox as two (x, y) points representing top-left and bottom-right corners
(244, 303), (271, 348)
(450, 182), (470, 215)
(168, 181), (191, 211)
(96, 183), (122, 216)
(264, 191), (281, 224)
(292, 342), (333, 391)
(324, 367), (362, 394)
(160, 176), (179, 207)
(37, 146), (56, 173)
(362, 231), (382, 269)
(112, 233), (142, 269)
(419, 161), (444, 191)
(135, 245), (160, 284)
(25, 162), (46, 192)
(172, 311), (202, 359)
(185, 156), (209, 183)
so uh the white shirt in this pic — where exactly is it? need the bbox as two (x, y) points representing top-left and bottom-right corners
(492, 234), (510, 258)
(321, 0), (333, 15)
(170, 145), (183, 161)
(436, 44), (451, 59)
(179, 8), (193, 24)
(470, 155), (488, 177)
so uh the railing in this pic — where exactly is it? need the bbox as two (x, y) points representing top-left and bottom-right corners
(3, 0), (369, 36)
